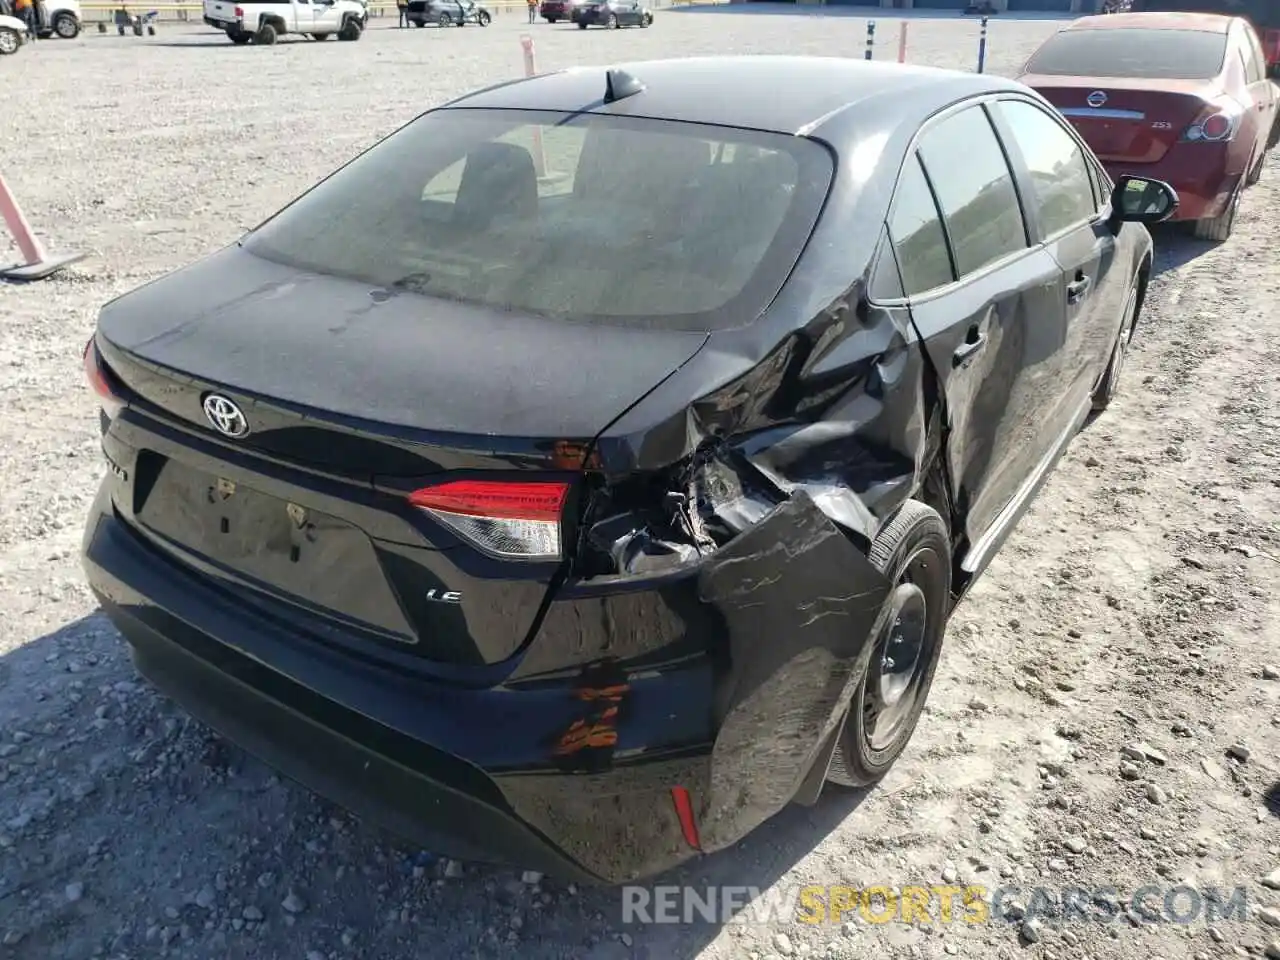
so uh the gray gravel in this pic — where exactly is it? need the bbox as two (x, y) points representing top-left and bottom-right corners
(3, 9), (1279, 960)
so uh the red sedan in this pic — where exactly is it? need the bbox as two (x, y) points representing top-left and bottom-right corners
(1018, 12), (1279, 241)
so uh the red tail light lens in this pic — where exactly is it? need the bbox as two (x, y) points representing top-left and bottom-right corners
(1181, 107), (1238, 143)
(407, 480), (569, 560)
(83, 337), (126, 418)
(233, 5), (244, 15)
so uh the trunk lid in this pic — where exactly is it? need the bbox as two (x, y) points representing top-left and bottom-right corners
(95, 243), (708, 670)
(1023, 75), (1215, 164)
(98, 243), (708, 478)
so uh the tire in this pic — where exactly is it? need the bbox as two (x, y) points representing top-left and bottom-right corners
(577, 19), (586, 27)
(1246, 149), (1264, 187)
(310, 31), (330, 38)
(413, 18), (424, 25)
(52, 12), (79, 37)
(545, 15), (556, 20)
(338, 17), (361, 39)
(0, 27), (17, 54)
(227, 27), (250, 42)
(254, 21), (277, 43)
(437, 11), (451, 24)
(1268, 114), (1280, 151)
(639, 10), (650, 24)
(1091, 282), (1138, 413)
(1192, 184), (1239, 242)
(477, 10), (489, 24)
(606, 11), (617, 27)
(827, 500), (951, 789)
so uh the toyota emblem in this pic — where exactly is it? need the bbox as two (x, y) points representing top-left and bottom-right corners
(1086, 90), (1108, 108)
(202, 394), (249, 439)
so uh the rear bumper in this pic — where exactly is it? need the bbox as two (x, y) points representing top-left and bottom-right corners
(82, 462), (892, 882)
(1102, 143), (1245, 223)
(83, 483), (716, 883)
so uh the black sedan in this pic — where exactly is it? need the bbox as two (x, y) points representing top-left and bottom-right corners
(574, 0), (651, 27)
(81, 56), (1175, 885)
(406, 0), (490, 26)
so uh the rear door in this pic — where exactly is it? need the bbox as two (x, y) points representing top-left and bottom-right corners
(1238, 22), (1278, 152)
(989, 96), (1122, 416)
(884, 100), (1071, 559)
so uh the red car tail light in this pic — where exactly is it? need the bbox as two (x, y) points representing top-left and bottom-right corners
(83, 336), (126, 418)
(1180, 103), (1240, 143)
(233, 5), (244, 15)
(407, 480), (570, 560)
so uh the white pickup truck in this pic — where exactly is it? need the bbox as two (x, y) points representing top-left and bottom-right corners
(203, 0), (366, 44)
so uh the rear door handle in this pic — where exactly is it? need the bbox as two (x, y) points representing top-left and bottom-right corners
(952, 327), (986, 367)
(1066, 275), (1092, 304)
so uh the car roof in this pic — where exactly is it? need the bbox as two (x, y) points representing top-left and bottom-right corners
(442, 55), (1028, 137)
(1064, 10), (1235, 32)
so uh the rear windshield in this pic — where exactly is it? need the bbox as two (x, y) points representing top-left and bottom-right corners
(241, 108), (833, 332)
(1023, 27), (1228, 79)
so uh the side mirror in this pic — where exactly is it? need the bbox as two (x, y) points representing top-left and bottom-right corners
(1110, 174), (1178, 226)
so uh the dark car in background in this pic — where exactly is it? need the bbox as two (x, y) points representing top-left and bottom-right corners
(1018, 12), (1278, 241)
(539, 0), (583, 22)
(574, 0), (650, 28)
(80, 56), (1174, 884)
(407, 0), (490, 26)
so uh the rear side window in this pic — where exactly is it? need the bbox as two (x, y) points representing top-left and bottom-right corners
(1242, 29), (1267, 82)
(994, 99), (1098, 238)
(1023, 27), (1228, 79)
(242, 109), (833, 332)
(917, 106), (1026, 279)
(886, 155), (953, 296)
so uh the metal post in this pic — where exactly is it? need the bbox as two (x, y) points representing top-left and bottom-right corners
(897, 20), (907, 63)
(519, 35), (548, 178)
(864, 19), (874, 61)
(976, 16), (988, 73)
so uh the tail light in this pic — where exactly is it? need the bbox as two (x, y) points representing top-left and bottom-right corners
(407, 479), (570, 560)
(1180, 102), (1241, 143)
(83, 336), (126, 418)
(233, 5), (243, 15)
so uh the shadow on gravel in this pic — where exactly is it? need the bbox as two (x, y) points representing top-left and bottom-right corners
(1264, 782), (1280, 819)
(1148, 228), (1220, 275)
(0, 611), (873, 959)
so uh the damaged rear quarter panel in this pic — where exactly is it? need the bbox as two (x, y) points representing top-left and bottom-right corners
(498, 491), (892, 882)
(692, 489), (891, 852)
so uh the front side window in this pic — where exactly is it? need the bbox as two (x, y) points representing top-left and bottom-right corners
(242, 109), (834, 332)
(917, 105), (1026, 279)
(886, 154), (953, 296)
(994, 99), (1098, 239)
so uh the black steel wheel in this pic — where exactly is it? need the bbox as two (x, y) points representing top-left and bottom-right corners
(1092, 283), (1138, 413)
(828, 500), (950, 789)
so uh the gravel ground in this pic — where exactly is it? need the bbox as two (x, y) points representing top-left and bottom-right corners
(3, 10), (1279, 960)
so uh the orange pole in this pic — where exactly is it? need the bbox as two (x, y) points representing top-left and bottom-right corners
(0, 174), (47, 268)
(897, 21), (907, 63)
(520, 35), (548, 178)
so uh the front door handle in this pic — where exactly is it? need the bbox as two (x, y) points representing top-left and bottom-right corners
(1066, 275), (1092, 304)
(952, 327), (986, 367)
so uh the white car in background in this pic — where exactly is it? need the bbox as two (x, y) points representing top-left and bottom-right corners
(203, 0), (367, 43)
(0, 11), (27, 52)
(39, 0), (82, 38)
(0, 0), (77, 40)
